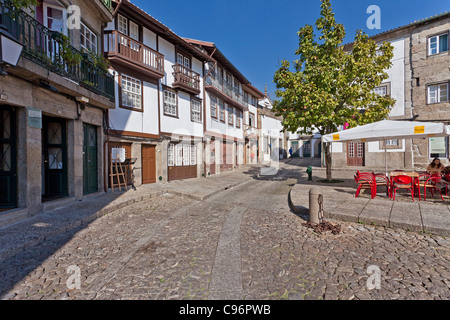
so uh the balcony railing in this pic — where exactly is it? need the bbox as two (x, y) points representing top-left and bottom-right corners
(0, 0), (115, 101)
(205, 76), (247, 109)
(104, 30), (164, 78)
(172, 64), (200, 94)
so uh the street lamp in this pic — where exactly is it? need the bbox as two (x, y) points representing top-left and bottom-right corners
(0, 23), (24, 75)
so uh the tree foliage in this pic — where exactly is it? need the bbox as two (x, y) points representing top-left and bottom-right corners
(273, 0), (395, 135)
(10, 0), (39, 11)
(272, 0), (396, 179)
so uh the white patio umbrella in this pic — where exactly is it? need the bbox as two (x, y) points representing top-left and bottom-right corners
(322, 120), (446, 175)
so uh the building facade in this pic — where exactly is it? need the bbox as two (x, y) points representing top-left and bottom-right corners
(0, 0), (115, 225)
(258, 90), (285, 163)
(0, 0), (275, 227)
(185, 38), (264, 176)
(104, 0), (212, 185)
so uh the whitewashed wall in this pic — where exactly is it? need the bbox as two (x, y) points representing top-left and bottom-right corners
(158, 38), (204, 138)
(109, 75), (159, 136)
(205, 92), (245, 140)
(384, 37), (405, 117)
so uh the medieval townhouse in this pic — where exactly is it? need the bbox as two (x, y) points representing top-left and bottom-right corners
(331, 26), (409, 169)
(104, 0), (212, 185)
(184, 38), (264, 176)
(258, 88), (285, 163)
(0, 0), (114, 225)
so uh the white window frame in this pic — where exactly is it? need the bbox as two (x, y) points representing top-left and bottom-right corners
(219, 100), (225, 122)
(228, 107), (234, 126)
(182, 144), (190, 166)
(175, 144), (183, 166)
(168, 144), (175, 167)
(249, 112), (255, 127)
(121, 74), (142, 110)
(428, 33), (449, 55)
(373, 86), (387, 97)
(43, 3), (67, 35)
(163, 88), (177, 117)
(428, 83), (449, 104)
(210, 96), (218, 119)
(385, 139), (398, 146)
(117, 14), (128, 35)
(129, 20), (139, 41)
(429, 137), (448, 159)
(80, 22), (97, 53)
(190, 145), (197, 166)
(177, 52), (191, 69)
(191, 99), (202, 123)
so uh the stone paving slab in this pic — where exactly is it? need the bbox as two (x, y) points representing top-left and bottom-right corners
(290, 183), (450, 237)
(389, 201), (423, 234)
(420, 203), (450, 236)
(0, 166), (257, 262)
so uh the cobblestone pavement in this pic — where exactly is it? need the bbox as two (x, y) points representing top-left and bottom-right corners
(0, 163), (449, 300)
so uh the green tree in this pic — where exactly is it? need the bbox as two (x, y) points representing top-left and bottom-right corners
(273, 0), (395, 181)
(10, 0), (38, 10)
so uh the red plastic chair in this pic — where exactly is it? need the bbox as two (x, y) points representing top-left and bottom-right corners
(442, 173), (450, 196)
(354, 173), (376, 199)
(373, 173), (390, 197)
(418, 176), (444, 201)
(415, 173), (431, 198)
(392, 175), (415, 201)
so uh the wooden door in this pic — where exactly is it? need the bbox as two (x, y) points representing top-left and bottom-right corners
(168, 143), (197, 181)
(0, 106), (17, 209)
(347, 143), (365, 166)
(142, 144), (156, 184)
(43, 116), (68, 200)
(83, 124), (98, 195)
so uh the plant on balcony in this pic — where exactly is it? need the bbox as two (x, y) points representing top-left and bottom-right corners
(10, 0), (38, 12)
(83, 50), (111, 72)
(54, 33), (82, 67)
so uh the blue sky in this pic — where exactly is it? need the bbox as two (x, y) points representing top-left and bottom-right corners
(132, 0), (449, 100)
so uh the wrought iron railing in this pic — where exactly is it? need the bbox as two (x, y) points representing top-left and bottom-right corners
(0, 0), (115, 101)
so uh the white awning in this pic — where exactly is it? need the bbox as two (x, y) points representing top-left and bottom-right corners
(322, 120), (446, 143)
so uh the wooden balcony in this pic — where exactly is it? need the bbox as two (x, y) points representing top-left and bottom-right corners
(205, 76), (247, 111)
(172, 64), (201, 95)
(104, 30), (164, 80)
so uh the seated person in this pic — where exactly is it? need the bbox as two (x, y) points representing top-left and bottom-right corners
(427, 157), (444, 175)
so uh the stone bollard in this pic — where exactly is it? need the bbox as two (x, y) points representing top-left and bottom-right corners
(309, 187), (322, 224)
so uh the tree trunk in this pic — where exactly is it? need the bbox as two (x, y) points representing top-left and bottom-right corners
(324, 142), (333, 181)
